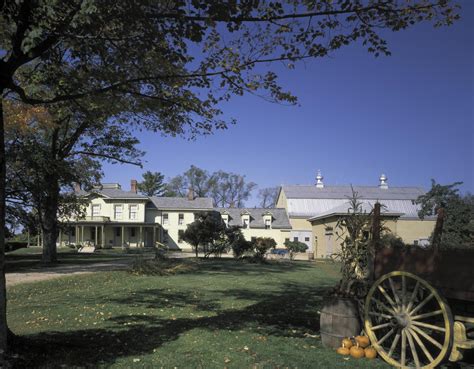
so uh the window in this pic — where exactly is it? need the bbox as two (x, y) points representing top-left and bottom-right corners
(264, 218), (271, 229)
(115, 228), (121, 237)
(130, 228), (136, 237)
(163, 230), (168, 242)
(414, 240), (419, 246)
(293, 237), (298, 242)
(114, 205), (123, 220)
(285, 238), (290, 243)
(305, 237), (310, 242)
(92, 204), (100, 217)
(163, 213), (169, 225)
(129, 205), (138, 220)
(178, 230), (184, 243)
(243, 218), (249, 228)
(178, 213), (184, 225)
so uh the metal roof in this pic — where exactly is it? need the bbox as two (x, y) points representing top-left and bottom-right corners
(281, 185), (425, 200)
(307, 202), (404, 222)
(215, 208), (292, 229)
(281, 185), (429, 220)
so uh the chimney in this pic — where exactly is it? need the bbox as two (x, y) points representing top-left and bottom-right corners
(130, 179), (138, 193)
(316, 170), (324, 188)
(73, 182), (81, 193)
(379, 174), (388, 189)
(187, 188), (195, 201)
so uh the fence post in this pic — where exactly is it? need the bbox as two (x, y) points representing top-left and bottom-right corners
(431, 207), (444, 251)
(368, 202), (381, 281)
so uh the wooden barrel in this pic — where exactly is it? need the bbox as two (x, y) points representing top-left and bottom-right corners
(320, 298), (361, 348)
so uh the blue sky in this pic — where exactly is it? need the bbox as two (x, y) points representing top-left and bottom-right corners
(103, 1), (473, 204)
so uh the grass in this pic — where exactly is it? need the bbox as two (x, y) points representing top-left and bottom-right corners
(5, 247), (148, 273)
(7, 258), (393, 368)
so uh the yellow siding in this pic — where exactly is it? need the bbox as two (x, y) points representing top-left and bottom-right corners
(289, 217), (312, 231)
(310, 216), (399, 258)
(275, 190), (287, 208)
(396, 219), (435, 244)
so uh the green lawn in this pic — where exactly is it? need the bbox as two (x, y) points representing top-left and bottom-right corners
(5, 247), (148, 273)
(8, 259), (391, 368)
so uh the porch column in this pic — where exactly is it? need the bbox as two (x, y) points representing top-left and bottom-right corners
(152, 226), (155, 247)
(81, 226), (84, 244)
(139, 226), (143, 247)
(121, 226), (125, 248)
(94, 226), (98, 247)
(101, 226), (105, 248)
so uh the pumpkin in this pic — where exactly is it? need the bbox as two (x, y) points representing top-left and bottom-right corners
(341, 338), (353, 349)
(355, 335), (370, 348)
(365, 347), (377, 359)
(336, 346), (350, 356)
(350, 343), (365, 359)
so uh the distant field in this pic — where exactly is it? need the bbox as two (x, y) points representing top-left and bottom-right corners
(7, 258), (391, 368)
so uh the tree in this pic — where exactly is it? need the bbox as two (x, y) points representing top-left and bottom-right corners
(167, 166), (256, 207)
(5, 100), (140, 264)
(258, 187), (279, 208)
(0, 0), (460, 357)
(416, 180), (473, 248)
(182, 211), (225, 257)
(253, 237), (277, 260)
(211, 171), (256, 208)
(284, 240), (308, 260)
(138, 171), (167, 197)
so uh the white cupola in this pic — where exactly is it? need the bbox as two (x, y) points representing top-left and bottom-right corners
(316, 170), (324, 188)
(379, 173), (388, 189)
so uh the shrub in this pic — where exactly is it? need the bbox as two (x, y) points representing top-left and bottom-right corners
(284, 240), (308, 260)
(253, 237), (276, 260)
(380, 234), (405, 249)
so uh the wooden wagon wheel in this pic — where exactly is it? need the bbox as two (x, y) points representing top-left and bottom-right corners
(364, 271), (453, 369)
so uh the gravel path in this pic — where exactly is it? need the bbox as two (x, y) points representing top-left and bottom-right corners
(6, 258), (137, 287)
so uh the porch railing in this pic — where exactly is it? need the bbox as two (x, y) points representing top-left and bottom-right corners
(76, 216), (110, 222)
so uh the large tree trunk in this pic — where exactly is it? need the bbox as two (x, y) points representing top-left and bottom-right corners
(0, 93), (9, 358)
(41, 176), (60, 263)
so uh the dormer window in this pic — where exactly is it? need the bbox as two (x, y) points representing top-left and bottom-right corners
(222, 214), (229, 227)
(265, 218), (271, 229)
(243, 218), (249, 228)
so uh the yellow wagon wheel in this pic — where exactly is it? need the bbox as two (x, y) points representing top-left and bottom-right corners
(364, 271), (453, 369)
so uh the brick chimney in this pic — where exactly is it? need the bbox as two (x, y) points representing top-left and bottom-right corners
(187, 188), (195, 200)
(73, 182), (81, 193)
(130, 179), (138, 193)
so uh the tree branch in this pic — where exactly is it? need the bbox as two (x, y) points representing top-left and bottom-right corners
(70, 151), (142, 167)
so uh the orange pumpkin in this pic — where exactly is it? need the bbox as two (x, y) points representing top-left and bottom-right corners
(336, 346), (350, 356)
(365, 347), (377, 359)
(355, 335), (370, 348)
(341, 338), (353, 349)
(350, 344), (365, 359)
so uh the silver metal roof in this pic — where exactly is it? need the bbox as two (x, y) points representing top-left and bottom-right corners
(307, 202), (404, 222)
(281, 185), (429, 220)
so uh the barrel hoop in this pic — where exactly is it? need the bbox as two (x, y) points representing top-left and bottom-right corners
(320, 311), (359, 318)
(320, 331), (346, 338)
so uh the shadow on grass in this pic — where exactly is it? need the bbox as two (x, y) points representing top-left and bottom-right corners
(13, 282), (327, 368)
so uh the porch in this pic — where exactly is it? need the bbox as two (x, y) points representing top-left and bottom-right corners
(59, 223), (162, 248)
